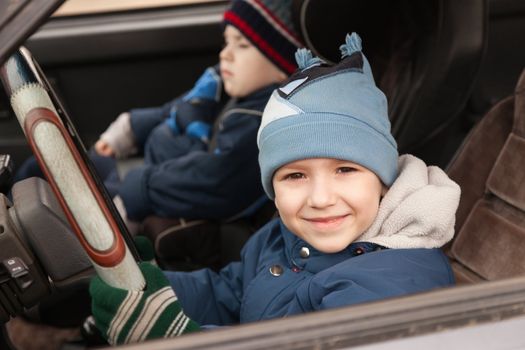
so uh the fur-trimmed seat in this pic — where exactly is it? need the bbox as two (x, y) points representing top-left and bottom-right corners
(446, 69), (525, 283)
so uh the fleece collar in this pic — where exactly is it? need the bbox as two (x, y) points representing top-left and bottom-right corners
(357, 154), (461, 249)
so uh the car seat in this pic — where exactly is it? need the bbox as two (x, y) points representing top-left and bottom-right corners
(445, 69), (525, 284)
(291, 0), (488, 167)
(142, 197), (276, 271)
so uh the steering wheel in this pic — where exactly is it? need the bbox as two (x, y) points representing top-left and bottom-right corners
(0, 47), (145, 324)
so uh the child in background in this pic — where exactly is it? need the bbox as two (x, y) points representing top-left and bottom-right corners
(97, 0), (304, 224)
(90, 33), (460, 345)
(15, 0), (303, 226)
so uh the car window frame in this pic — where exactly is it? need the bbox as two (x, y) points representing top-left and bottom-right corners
(3, 1), (525, 349)
(26, 1), (228, 65)
(0, 0), (65, 64)
(110, 275), (525, 349)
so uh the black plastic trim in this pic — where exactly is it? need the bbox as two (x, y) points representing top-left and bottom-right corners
(0, 0), (66, 64)
(26, 2), (228, 65)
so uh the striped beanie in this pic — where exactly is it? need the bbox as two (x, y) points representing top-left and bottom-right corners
(258, 33), (399, 199)
(223, 0), (303, 75)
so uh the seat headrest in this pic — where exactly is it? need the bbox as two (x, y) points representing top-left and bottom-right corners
(293, 0), (436, 64)
(293, 0), (487, 161)
(485, 68), (525, 212)
(448, 68), (525, 282)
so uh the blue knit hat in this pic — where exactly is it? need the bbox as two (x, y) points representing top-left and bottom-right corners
(258, 33), (398, 199)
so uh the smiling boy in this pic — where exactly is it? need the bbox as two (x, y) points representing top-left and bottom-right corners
(273, 158), (385, 254)
(90, 33), (461, 345)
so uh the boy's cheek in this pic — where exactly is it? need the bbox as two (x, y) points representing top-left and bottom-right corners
(222, 80), (237, 97)
(273, 194), (289, 218)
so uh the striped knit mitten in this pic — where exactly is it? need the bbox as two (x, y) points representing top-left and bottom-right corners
(90, 262), (199, 345)
(133, 235), (157, 265)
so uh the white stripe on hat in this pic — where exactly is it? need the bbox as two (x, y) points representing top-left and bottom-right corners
(257, 91), (303, 146)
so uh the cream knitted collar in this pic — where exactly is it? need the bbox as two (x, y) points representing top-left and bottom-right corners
(356, 154), (461, 249)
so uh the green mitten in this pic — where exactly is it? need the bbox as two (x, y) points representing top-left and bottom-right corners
(133, 235), (157, 265)
(90, 262), (199, 345)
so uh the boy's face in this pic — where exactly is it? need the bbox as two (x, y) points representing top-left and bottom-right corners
(220, 25), (287, 98)
(273, 158), (383, 254)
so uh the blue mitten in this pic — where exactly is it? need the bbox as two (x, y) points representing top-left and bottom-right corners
(90, 262), (199, 345)
(165, 65), (224, 143)
(184, 65), (223, 102)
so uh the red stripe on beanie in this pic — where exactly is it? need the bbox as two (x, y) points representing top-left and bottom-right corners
(224, 11), (296, 74)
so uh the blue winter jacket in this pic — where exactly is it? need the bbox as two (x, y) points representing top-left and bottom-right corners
(119, 84), (277, 221)
(165, 218), (455, 325)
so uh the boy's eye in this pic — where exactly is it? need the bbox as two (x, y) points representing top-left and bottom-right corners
(237, 41), (251, 49)
(283, 172), (305, 180)
(222, 40), (251, 50)
(337, 166), (357, 173)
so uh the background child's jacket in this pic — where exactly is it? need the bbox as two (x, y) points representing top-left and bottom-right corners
(117, 84), (278, 221)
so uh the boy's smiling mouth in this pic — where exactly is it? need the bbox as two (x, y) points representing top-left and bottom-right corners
(304, 214), (350, 230)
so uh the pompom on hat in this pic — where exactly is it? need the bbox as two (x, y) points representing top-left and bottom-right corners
(223, 0), (303, 75)
(258, 33), (399, 199)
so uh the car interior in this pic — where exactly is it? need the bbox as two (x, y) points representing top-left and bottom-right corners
(446, 68), (525, 284)
(0, 0), (525, 349)
(132, 0), (490, 273)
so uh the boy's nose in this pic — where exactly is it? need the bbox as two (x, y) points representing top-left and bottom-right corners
(307, 179), (336, 208)
(219, 45), (232, 61)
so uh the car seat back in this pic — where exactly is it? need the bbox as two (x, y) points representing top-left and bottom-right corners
(292, 0), (487, 165)
(446, 69), (525, 284)
(142, 198), (276, 271)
